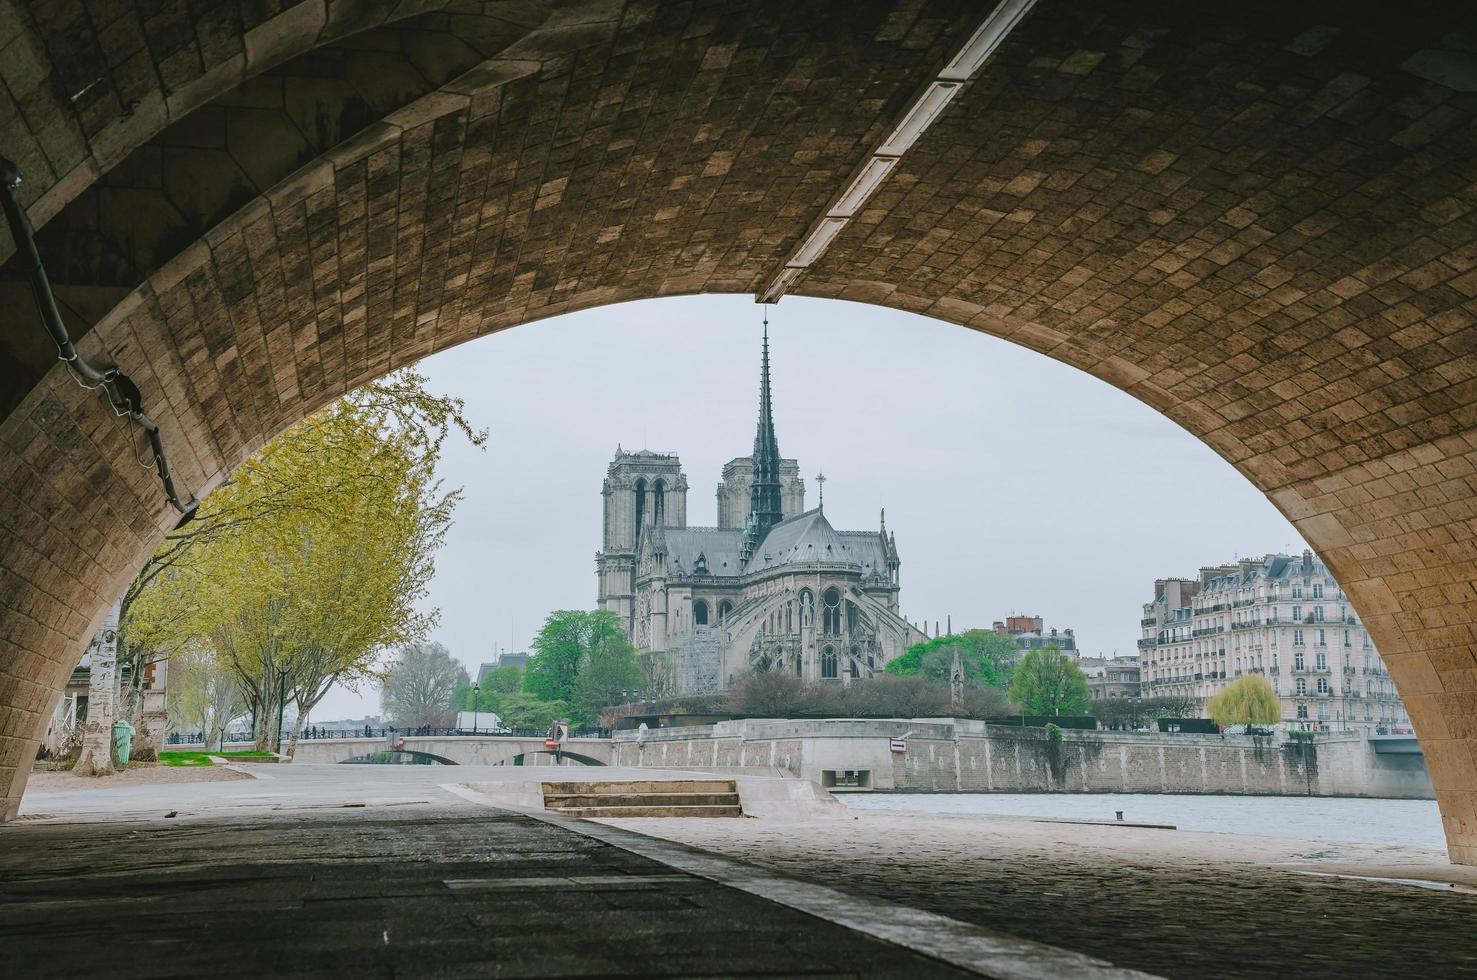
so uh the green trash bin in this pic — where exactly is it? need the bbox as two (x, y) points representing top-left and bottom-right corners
(111, 719), (136, 767)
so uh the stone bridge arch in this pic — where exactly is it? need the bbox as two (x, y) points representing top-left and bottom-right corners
(2, 0), (1476, 862)
(290, 736), (611, 766)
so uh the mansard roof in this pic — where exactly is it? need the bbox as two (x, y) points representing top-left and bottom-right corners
(1200, 551), (1330, 592)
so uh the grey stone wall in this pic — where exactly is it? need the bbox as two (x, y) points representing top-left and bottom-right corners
(610, 719), (1434, 799)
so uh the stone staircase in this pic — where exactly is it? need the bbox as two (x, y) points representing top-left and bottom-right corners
(540, 779), (743, 818)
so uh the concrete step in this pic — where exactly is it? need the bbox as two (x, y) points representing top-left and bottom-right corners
(551, 804), (743, 818)
(541, 779), (737, 796)
(539, 779), (743, 818)
(546, 792), (740, 808)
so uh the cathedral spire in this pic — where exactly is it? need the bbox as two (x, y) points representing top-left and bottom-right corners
(748, 309), (784, 534)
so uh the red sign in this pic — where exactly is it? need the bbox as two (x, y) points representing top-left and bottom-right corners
(889, 738), (907, 754)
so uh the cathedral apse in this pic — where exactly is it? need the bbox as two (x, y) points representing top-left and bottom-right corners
(595, 328), (925, 695)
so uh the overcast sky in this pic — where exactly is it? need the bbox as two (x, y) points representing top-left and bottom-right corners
(310, 295), (1307, 722)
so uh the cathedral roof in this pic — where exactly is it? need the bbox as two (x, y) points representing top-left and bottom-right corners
(664, 527), (745, 576)
(748, 509), (891, 577)
(657, 510), (892, 580)
(838, 530), (891, 579)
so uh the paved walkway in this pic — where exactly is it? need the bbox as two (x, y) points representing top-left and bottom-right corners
(5, 765), (1141, 979)
(2, 804), (982, 978)
(20, 763), (1471, 977)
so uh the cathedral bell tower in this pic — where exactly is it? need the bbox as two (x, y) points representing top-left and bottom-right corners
(596, 448), (688, 639)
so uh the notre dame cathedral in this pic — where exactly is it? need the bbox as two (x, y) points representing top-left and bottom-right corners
(595, 327), (925, 694)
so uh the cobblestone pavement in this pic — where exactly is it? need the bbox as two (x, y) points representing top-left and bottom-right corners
(0, 802), (995, 980)
(600, 813), (1477, 980)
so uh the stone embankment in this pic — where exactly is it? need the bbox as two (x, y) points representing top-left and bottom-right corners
(611, 719), (1434, 799)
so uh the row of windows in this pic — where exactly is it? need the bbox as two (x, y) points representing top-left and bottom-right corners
(691, 599), (732, 626)
(1151, 627), (1371, 657)
(819, 646), (875, 678)
(692, 586), (850, 635)
(1196, 580), (1338, 606)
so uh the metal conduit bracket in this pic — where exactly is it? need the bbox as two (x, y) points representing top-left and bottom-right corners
(0, 154), (198, 527)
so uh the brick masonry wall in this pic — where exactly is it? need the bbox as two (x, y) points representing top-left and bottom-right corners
(0, 1), (1474, 860)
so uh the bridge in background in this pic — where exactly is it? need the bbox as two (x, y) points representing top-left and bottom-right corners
(290, 735), (613, 767)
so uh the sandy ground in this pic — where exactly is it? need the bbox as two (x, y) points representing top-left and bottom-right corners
(597, 809), (1477, 979)
(603, 807), (1477, 885)
(608, 808), (1477, 885)
(25, 763), (252, 794)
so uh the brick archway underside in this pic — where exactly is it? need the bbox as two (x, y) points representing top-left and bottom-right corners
(2, 0), (1476, 861)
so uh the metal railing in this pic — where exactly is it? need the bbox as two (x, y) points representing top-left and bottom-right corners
(167, 726), (612, 744)
(167, 731), (254, 745)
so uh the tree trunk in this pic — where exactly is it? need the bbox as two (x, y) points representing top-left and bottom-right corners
(74, 602), (121, 776)
(133, 655), (168, 761)
(285, 707), (306, 760)
(251, 681), (274, 752)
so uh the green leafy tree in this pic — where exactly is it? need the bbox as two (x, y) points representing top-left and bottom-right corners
(481, 665), (524, 698)
(885, 630), (1016, 687)
(573, 641), (643, 725)
(1207, 675), (1281, 729)
(496, 693), (569, 730)
(454, 666), (524, 716)
(525, 612), (592, 703)
(524, 610), (628, 706)
(1008, 644), (1091, 716)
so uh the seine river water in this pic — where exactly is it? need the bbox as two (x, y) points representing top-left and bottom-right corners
(838, 792), (1448, 850)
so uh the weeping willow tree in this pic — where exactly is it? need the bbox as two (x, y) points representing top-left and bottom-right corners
(1207, 675), (1282, 730)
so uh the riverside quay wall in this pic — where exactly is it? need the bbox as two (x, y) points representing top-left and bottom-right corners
(610, 719), (1433, 799)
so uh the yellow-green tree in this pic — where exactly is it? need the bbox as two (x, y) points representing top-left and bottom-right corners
(1207, 675), (1281, 730)
(127, 370), (483, 752)
(1008, 644), (1091, 716)
(167, 645), (244, 751)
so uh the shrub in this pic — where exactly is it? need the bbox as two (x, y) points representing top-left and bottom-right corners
(722, 670), (1017, 720)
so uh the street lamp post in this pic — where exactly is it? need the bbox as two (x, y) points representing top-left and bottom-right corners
(472, 683), (480, 735)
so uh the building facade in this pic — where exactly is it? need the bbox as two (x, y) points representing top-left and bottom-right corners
(595, 329), (924, 694)
(1079, 655), (1141, 701)
(1139, 552), (1410, 733)
(991, 615), (1079, 656)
